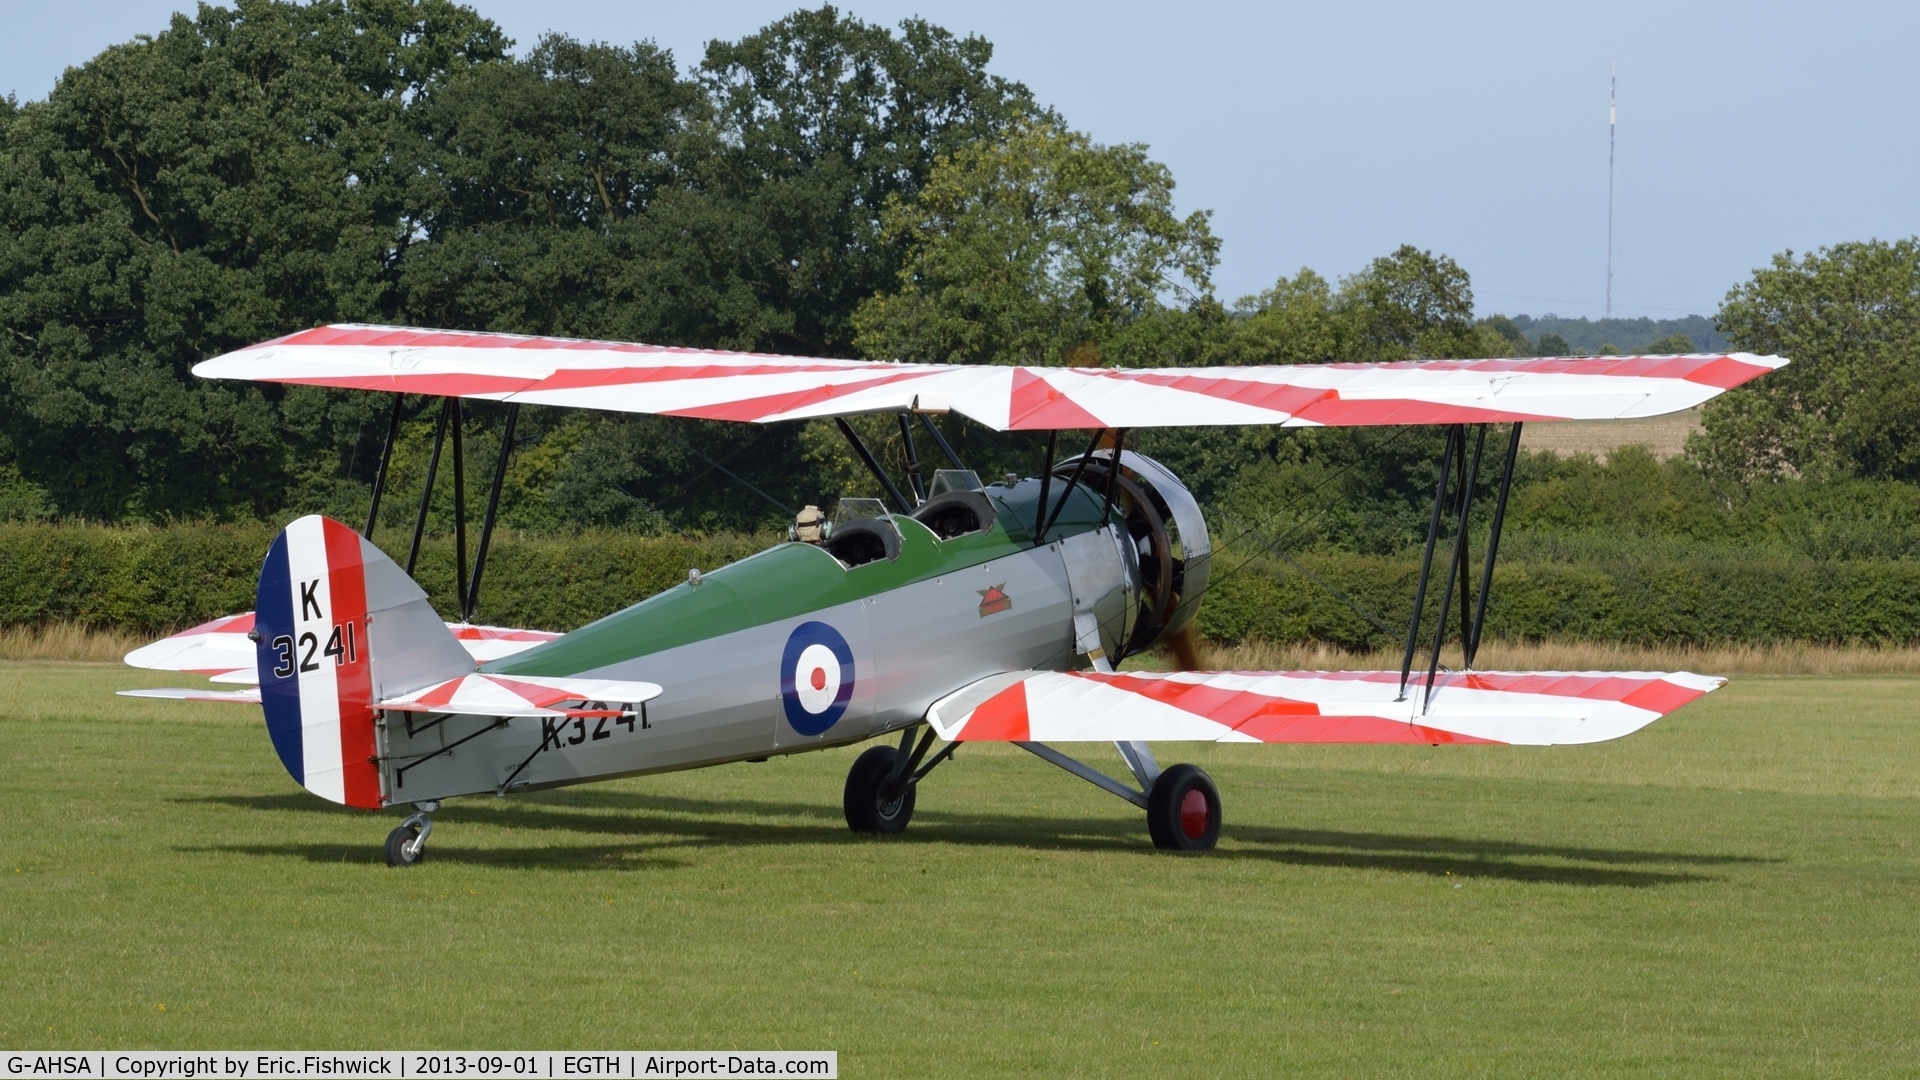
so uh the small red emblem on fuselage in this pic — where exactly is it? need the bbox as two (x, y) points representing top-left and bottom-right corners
(978, 584), (1012, 617)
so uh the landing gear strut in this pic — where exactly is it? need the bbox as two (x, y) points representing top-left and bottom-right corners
(1017, 741), (1223, 851)
(385, 801), (439, 867)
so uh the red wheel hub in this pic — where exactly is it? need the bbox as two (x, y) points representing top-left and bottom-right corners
(1178, 789), (1210, 840)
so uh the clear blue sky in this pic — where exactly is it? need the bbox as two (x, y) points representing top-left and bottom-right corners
(5, 0), (1917, 320)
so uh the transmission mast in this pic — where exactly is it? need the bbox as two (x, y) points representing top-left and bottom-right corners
(1606, 62), (1616, 319)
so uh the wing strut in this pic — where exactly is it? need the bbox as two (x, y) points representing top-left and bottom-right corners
(835, 417), (914, 514)
(895, 413), (926, 503)
(406, 397), (452, 575)
(466, 403), (518, 622)
(1097, 429), (1129, 526)
(917, 414), (965, 470)
(1399, 425), (1460, 699)
(1466, 422), (1522, 668)
(395, 396), (522, 621)
(451, 397), (468, 621)
(1032, 429), (1057, 543)
(1395, 421), (1526, 702)
(1038, 428), (1106, 544)
(364, 393), (405, 540)
(1423, 424), (1486, 710)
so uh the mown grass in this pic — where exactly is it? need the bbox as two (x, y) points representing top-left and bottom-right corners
(3, 662), (1918, 1075)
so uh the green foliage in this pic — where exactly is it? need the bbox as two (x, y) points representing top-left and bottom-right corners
(1510, 314), (1728, 354)
(0, 0), (507, 521)
(0, 520), (771, 634)
(1201, 440), (1920, 650)
(1696, 238), (1920, 483)
(0, 2), (1036, 528)
(696, 8), (1041, 357)
(851, 117), (1218, 367)
(1201, 247), (1515, 369)
(1212, 437), (1920, 562)
(1200, 549), (1920, 649)
(1337, 245), (1481, 360)
(7, 0), (1916, 647)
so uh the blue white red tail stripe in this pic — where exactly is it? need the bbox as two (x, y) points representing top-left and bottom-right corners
(255, 516), (383, 809)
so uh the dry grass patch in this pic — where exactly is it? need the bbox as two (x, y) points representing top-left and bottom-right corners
(0, 622), (145, 663)
(1518, 408), (1703, 459)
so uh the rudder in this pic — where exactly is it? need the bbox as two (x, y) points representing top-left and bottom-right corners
(255, 515), (472, 809)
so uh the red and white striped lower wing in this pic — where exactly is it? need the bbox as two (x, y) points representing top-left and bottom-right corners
(192, 324), (1787, 431)
(927, 669), (1725, 746)
(120, 686), (263, 704)
(122, 612), (258, 682)
(447, 623), (563, 663)
(376, 673), (663, 718)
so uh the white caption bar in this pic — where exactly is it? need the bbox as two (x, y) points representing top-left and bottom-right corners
(4, 1054), (835, 1080)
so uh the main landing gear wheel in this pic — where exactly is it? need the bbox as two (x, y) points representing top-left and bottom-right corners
(1146, 764), (1220, 851)
(844, 745), (916, 835)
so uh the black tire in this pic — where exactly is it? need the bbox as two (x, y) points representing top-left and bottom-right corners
(384, 823), (424, 867)
(1146, 764), (1221, 851)
(843, 745), (916, 835)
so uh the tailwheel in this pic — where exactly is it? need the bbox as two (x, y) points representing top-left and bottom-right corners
(1146, 764), (1220, 851)
(844, 745), (916, 835)
(384, 803), (437, 867)
(385, 824), (424, 866)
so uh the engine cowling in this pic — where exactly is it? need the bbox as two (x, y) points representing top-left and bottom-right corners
(1053, 449), (1211, 659)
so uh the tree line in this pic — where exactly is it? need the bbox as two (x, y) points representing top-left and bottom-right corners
(3, 0), (1917, 548)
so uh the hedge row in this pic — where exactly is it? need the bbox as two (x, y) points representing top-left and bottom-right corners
(1, 523), (1915, 646)
(1198, 552), (1920, 648)
(0, 523), (766, 635)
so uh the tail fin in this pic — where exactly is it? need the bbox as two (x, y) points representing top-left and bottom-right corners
(255, 515), (472, 809)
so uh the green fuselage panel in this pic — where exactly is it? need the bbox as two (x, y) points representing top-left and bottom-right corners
(486, 478), (1114, 678)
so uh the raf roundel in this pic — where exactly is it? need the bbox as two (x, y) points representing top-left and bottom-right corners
(781, 621), (855, 736)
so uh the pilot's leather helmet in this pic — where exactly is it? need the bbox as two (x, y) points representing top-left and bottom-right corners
(792, 505), (827, 544)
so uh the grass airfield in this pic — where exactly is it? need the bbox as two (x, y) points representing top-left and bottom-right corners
(3, 662), (1918, 1076)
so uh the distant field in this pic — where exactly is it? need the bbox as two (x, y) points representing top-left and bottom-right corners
(4, 662), (1918, 1075)
(1519, 407), (1703, 460)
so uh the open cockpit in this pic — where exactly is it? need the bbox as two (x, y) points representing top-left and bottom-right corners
(797, 470), (999, 569)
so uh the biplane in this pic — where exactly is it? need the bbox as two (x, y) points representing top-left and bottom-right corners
(122, 326), (1785, 863)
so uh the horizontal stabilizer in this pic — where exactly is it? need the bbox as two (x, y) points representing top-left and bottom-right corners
(927, 669), (1725, 746)
(192, 324), (1788, 431)
(116, 672), (661, 719)
(377, 673), (663, 718)
(123, 611), (560, 684)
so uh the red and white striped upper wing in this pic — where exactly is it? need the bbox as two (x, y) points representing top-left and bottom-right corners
(193, 324), (1787, 431)
(927, 669), (1725, 747)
